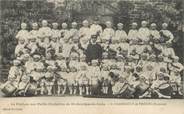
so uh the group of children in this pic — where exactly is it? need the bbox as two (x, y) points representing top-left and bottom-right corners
(1, 19), (183, 98)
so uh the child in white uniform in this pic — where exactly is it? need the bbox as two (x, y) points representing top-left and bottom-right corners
(101, 21), (115, 44)
(38, 20), (52, 44)
(128, 22), (139, 53)
(16, 23), (29, 43)
(79, 20), (91, 49)
(15, 38), (27, 57)
(30, 23), (39, 42)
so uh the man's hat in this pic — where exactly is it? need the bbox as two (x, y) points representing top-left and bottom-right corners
(91, 60), (99, 66)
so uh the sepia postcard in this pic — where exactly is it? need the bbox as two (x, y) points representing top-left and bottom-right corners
(0, 0), (184, 113)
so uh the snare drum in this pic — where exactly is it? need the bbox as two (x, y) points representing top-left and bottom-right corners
(158, 83), (172, 96)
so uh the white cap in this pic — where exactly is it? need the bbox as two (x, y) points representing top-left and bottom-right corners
(83, 20), (88, 24)
(151, 23), (156, 27)
(21, 23), (27, 27)
(162, 23), (168, 27)
(106, 21), (111, 25)
(132, 22), (138, 26)
(72, 22), (77, 25)
(32, 23), (38, 27)
(42, 20), (48, 24)
(13, 60), (21, 65)
(141, 21), (147, 25)
(117, 23), (123, 27)
(62, 23), (67, 27)
(33, 55), (40, 59)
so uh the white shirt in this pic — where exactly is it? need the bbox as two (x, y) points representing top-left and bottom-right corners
(138, 27), (150, 42)
(79, 27), (91, 44)
(38, 27), (52, 38)
(114, 30), (127, 42)
(150, 29), (160, 40)
(16, 30), (29, 41)
(160, 29), (174, 42)
(101, 28), (115, 41)
(128, 29), (138, 41)
(90, 24), (102, 35)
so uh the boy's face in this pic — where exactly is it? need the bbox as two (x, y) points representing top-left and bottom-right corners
(106, 23), (111, 28)
(62, 25), (67, 29)
(132, 25), (137, 29)
(151, 26), (156, 30)
(118, 25), (123, 30)
(33, 26), (38, 30)
(91, 37), (97, 43)
(83, 23), (88, 27)
(162, 25), (167, 30)
(19, 40), (25, 44)
(53, 25), (58, 29)
(72, 24), (77, 28)
(21, 25), (27, 30)
(142, 23), (147, 27)
(42, 22), (48, 27)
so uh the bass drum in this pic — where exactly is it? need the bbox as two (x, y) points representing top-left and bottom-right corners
(158, 83), (173, 96)
(1, 82), (17, 96)
(25, 83), (37, 96)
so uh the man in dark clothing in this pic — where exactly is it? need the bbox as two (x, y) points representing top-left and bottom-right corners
(79, 34), (103, 64)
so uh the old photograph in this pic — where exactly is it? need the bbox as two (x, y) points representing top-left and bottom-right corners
(0, 0), (184, 100)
